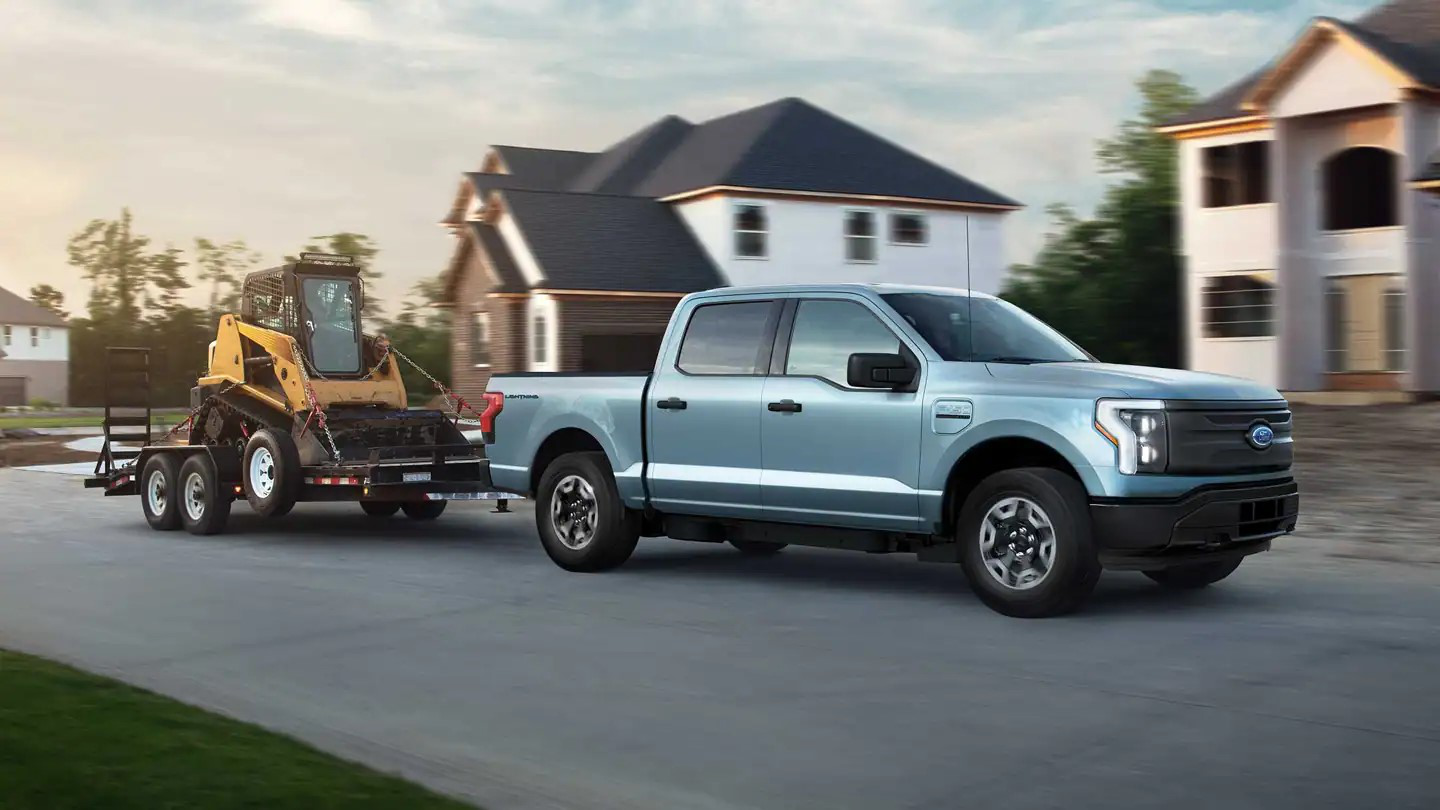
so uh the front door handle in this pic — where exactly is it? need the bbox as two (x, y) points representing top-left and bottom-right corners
(656, 397), (687, 410)
(767, 400), (802, 413)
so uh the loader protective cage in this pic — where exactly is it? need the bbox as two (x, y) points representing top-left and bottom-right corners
(239, 254), (366, 377)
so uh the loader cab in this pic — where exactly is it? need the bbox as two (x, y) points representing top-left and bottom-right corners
(239, 252), (367, 377)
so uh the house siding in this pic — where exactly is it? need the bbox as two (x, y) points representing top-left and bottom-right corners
(554, 298), (681, 371)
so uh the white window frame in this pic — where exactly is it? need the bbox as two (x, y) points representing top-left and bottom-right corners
(472, 311), (491, 368)
(1199, 271), (1276, 341)
(531, 312), (548, 367)
(844, 208), (878, 264)
(2, 325), (10, 346)
(29, 327), (39, 348)
(1384, 279), (1406, 372)
(889, 211), (929, 246)
(733, 202), (769, 260)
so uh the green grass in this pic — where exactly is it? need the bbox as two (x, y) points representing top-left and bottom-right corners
(0, 649), (475, 810)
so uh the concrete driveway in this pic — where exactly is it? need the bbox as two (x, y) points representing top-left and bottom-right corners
(0, 467), (1436, 809)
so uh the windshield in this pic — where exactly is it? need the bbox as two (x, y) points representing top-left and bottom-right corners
(881, 293), (1090, 363)
(301, 276), (361, 373)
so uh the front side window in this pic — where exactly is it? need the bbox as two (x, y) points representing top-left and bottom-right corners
(472, 311), (491, 366)
(532, 313), (548, 367)
(890, 212), (928, 245)
(1201, 273), (1275, 338)
(844, 210), (877, 262)
(301, 276), (361, 374)
(676, 301), (775, 375)
(734, 204), (768, 259)
(1323, 147), (1398, 231)
(786, 300), (901, 387)
(882, 292), (1090, 363)
(1202, 141), (1270, 208)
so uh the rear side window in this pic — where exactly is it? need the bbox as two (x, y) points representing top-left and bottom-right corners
(785, 299), (901, 387)
(676, 301), (775, 375)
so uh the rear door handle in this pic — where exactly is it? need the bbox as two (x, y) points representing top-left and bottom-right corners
(656, 397), (687, 410)
(767, 400), (802, 413)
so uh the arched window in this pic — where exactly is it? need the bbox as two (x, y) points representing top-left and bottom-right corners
(1322, 147), (1398, 231)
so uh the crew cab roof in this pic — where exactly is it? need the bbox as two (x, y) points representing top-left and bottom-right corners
(684, 282), (998, 301)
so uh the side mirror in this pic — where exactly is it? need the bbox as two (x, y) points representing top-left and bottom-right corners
(847, 352), (916, 389)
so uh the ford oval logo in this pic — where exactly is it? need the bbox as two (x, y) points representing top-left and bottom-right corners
(1247, 422), (1275, 450)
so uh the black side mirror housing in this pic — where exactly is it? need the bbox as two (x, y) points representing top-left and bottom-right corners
(847, 353), (916, 389)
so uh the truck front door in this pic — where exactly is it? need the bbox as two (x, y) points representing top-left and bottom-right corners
(646, 299), (781, 520)
(759, 297), (925, 533)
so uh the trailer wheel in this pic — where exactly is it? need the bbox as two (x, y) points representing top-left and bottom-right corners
(401, 500), (446, 520)
(243, 429), (300, 518)
(536, 451), (639, 572)
(179, 454), (232, 536)
(361, 501), (401, 517)
(140, 453), (182, 531)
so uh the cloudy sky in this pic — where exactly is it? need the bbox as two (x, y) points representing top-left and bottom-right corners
(0, 0), (1370, 312)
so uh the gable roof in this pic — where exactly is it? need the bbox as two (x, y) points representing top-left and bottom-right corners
(499, 189), (723, 293)
(0, 286), (66, 327)
(1162, 0), (1440, 132)
(470, 222), (526, 294)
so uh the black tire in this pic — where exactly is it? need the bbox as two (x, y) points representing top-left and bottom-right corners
(729, 539), (788, 555)
(1143, 557), (1243, 589)
(956, 467), (1101, 618)
(140, 453), (183, 531)
(535, 451), (639, 572)
(178, 454), (232, 536)
(401, 500), (447, 520)
(243, 429), (301, 518)
(361, 501), (401, 517)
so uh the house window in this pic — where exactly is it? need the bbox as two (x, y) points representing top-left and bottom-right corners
(532, 313), (548, 367)
(1325, 280), (1347, 372)
(1201, 141), (1270, 207)
(1385, 282), (1406, 372)
(734, 204), (768, 259)
(2, 325), (10, 346)
(43, 328), (51, 339)
(30, 327), (39, 347)
(471, 311), (490, 366)
(845, 210), (877, 262)
(1201, 274), (1275, 338)
(1323, 147), (1398, 231)
(890, 212), (928, 245)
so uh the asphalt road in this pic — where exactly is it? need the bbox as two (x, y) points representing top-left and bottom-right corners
(1, 468), (1437, 810)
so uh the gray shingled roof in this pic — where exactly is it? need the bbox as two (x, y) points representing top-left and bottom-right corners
(499, 189), (722, 293)
(469, 222), (526, 294)
(1165, 0), (1440, 128)
(0, 285), (66, 327)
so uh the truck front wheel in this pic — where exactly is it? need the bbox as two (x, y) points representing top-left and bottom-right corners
(536, 451), (639, 572)
(956, 467), (1101, 618)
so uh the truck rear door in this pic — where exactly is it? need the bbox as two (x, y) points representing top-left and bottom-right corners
(645, 298), (781, 520)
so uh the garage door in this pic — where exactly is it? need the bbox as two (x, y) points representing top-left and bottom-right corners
(0, 376), (25, 406)
(580, 334), (665, 373)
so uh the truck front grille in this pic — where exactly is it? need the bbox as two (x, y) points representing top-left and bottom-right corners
(1164, 400), (1293, 475)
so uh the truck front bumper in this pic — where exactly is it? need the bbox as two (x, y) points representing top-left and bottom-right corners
(1089, 479), (1299, 570)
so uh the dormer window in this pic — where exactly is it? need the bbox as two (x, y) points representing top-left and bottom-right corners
(734, 204), (768, 259)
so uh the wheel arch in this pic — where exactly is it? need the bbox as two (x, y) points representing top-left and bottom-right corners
(939, 433), (1091, 538)
(529, 428), (607, 496)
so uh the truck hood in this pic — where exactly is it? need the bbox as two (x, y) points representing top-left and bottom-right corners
(981, 362), (1284, 402)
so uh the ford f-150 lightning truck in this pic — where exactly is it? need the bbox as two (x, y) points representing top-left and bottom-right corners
(485, 284), (1299, 617)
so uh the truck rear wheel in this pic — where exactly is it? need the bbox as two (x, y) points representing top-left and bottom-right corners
(243, 429), (301, 518)
(536, 451), (639, 572)
(179, 454), (232, 536)
(401, 500), (446, 520)
(1143, 558), (1242, 589)
(140, 453), (182, 531)
(956, 467), (1101, 618)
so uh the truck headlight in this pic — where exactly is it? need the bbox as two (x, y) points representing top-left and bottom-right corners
(1095, 399), (1167, 475)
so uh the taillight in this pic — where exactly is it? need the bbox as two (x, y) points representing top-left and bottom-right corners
(479, 391), (504, 440)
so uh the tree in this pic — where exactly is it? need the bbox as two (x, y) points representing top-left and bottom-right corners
(379, 272), (450, 401)
(146, 246), (191, 314)
(67, 208), (151, 325)
(28, 285), (67, 319)
(194, 238), (260, 314)
(1004, 70), (1199, 368)
(290, 233), (383, 316)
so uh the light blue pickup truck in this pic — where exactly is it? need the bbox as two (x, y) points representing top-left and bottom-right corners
(485, 284), (1299, 617)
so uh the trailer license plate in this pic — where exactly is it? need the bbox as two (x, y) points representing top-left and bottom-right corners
(403, 471), (432, 483)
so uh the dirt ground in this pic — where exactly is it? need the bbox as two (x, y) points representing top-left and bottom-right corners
(0, 437), (95, 468)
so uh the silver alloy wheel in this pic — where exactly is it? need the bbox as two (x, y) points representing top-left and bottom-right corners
(978, 496), (1057, 591)
(146, 468), (168, 516)
(550, 474), (598, 550)
(249, 446), (276, 500)
(183, 471), (207, 523)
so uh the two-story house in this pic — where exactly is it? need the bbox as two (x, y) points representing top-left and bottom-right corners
(0, 285), (69, 406)
(1162, 0), (1440, 400)
(438, 97), (1019, 401)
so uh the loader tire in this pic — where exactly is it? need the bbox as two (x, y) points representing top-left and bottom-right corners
(535, 451), (639, 573)
(244, 429), (301, 518)
(179, 453), (232, 536)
